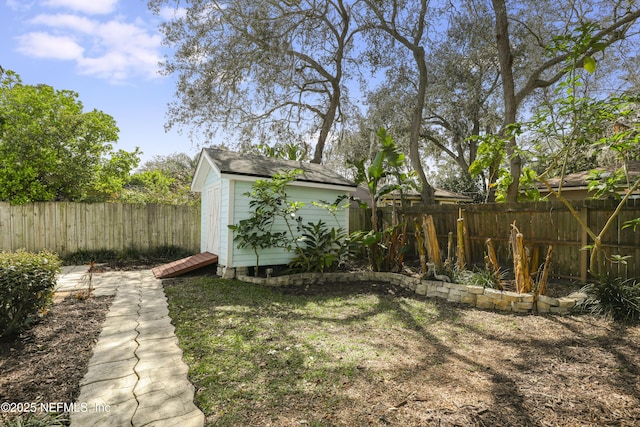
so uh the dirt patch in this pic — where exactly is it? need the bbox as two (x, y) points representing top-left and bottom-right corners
(292, 283), (640, 426)
(168, 277), (640, 427)
(0, 295), (112, 424)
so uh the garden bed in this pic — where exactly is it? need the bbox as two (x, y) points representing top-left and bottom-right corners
(0, 295), (112, 425)
(236, 271), (587, 314)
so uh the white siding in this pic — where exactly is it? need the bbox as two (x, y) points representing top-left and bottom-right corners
(229, 181), (349, 268)
(218, 179), (231, 266)
(200, 168), (222, 254)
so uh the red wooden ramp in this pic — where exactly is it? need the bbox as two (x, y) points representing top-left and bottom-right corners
(152, 252), (218, 279)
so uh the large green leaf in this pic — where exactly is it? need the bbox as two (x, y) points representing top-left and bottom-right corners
(583, 56), (596, 73)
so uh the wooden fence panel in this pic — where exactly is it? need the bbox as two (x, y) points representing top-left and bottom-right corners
(0, 202), (201, 256)
(353, 200), (640, 281)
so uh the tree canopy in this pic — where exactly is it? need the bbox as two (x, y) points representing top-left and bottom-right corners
(0, 70), (140, 204)
(150, 0), (640, 204)
(119, 152), (200, 205)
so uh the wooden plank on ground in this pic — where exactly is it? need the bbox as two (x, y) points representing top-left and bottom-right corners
(152, 252), (218, 279)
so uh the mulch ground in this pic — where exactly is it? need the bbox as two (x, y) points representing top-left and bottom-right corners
(0, 295), (112, 425)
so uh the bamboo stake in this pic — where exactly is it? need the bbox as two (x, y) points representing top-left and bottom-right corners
(414, 218), (427, 275)
(446, 231), (454, 268)
(456, 216), (465, 271)
(422, 215), (442, 269)
(519, 234), (532, 293)
(510, 221), (533, 293)
(530, 246), (540, 276)
(486, 238), (502, 288)
(537, 245), (554, 296)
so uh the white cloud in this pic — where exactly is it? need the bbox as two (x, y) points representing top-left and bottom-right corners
(41, 0), (119, 15)
(30, 13), (96, 33)
(16, 9), (164, 84)
(7, 0), (36, 11)
(16, 32), (84, 60)
(74, 20), (163, 82)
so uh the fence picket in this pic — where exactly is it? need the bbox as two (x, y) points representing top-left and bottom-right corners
(350, 200), (640, 281)
(0, 202), (201, 256)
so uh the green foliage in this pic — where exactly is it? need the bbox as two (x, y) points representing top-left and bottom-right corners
(468, 133), (507, 182)
(0, 70), (140, 203)
(61, 245), (193, 268)
(576, 276), (640, 323)
(546, 22), (607, 72)
(349, 128), (412, 272)
(252, 143), (308, 161)
(0, 250), (61, 338)
(1, 411), (67, 427)
(229, 170), (303, 276)
(454, 267), (503, 289)
(289, 220), (350, 273)
(433, 163), (485, 202)
(533, 64), (640, 276)
(468, 125), (541, 202)
(119, 153), (200, 205)
(229, 171), (354, 275)
(622, 218), (640, 232)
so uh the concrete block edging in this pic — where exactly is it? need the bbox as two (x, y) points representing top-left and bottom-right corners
(236, 271), (587, 315)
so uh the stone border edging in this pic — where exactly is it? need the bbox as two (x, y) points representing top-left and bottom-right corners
(236, 271), (587, 314)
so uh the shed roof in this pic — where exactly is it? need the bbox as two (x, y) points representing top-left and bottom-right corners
(192, 148), (356, 192)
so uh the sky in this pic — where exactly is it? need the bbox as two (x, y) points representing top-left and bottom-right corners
(0, 0), (199, 165)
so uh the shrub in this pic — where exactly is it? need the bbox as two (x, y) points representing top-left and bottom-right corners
(62, 246), (192, 267)
(289, 220), (351, 273)
(0, 250), (61, 338)
(576, 275), (640, 323)
(454, 267), (503, 289)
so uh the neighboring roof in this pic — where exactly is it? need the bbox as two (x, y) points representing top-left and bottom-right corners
(192, 148), (356, 192)
(354, 186), (473, 205)
(385, 188), (473, 202)
(433, 188), (473, 201)
(538, 170), (594, 191)
(539, 167), (640, 191)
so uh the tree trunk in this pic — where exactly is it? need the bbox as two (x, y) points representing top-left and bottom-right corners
(311, 84), (340, 164)
(411, 46), (435, 204)
(492, 0), (521, 203)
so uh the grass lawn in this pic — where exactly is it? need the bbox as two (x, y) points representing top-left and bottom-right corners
(164, 277), (640, 426)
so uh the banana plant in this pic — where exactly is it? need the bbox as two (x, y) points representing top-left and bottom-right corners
(349, 128), (414, 272)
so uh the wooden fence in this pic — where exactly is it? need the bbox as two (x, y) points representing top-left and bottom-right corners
(350, 199), (640, 281)
(0, 202), (201, 256)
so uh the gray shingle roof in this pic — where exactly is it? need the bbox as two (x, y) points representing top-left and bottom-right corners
(204, 148), (355, 187)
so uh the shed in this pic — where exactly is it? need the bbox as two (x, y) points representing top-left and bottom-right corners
(191, 148), (357, 278)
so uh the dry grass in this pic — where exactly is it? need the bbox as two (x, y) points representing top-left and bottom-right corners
(165, 277), (640, 427)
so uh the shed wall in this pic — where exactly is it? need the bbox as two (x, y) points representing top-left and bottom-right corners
(229, 181), (349, 268)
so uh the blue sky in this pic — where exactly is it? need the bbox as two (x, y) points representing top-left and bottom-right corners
(0, 0), (198, 165)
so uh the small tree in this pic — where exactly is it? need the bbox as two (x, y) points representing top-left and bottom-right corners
(228, 170), (304, 276)
(0, 70), (140, 203)
(349, 128), (413, 272)
(532, 40), (640, 278)
(120, 153), (200, 205)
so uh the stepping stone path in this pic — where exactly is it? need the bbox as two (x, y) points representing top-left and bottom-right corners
(55, 266), (204, 427)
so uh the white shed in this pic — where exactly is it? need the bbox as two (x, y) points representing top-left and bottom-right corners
(191, 148), (357, 278)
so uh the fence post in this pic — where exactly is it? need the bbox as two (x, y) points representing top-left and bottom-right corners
(579, 205), (589, 282)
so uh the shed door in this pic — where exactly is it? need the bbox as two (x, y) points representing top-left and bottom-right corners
(206, 184), (221, 254)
